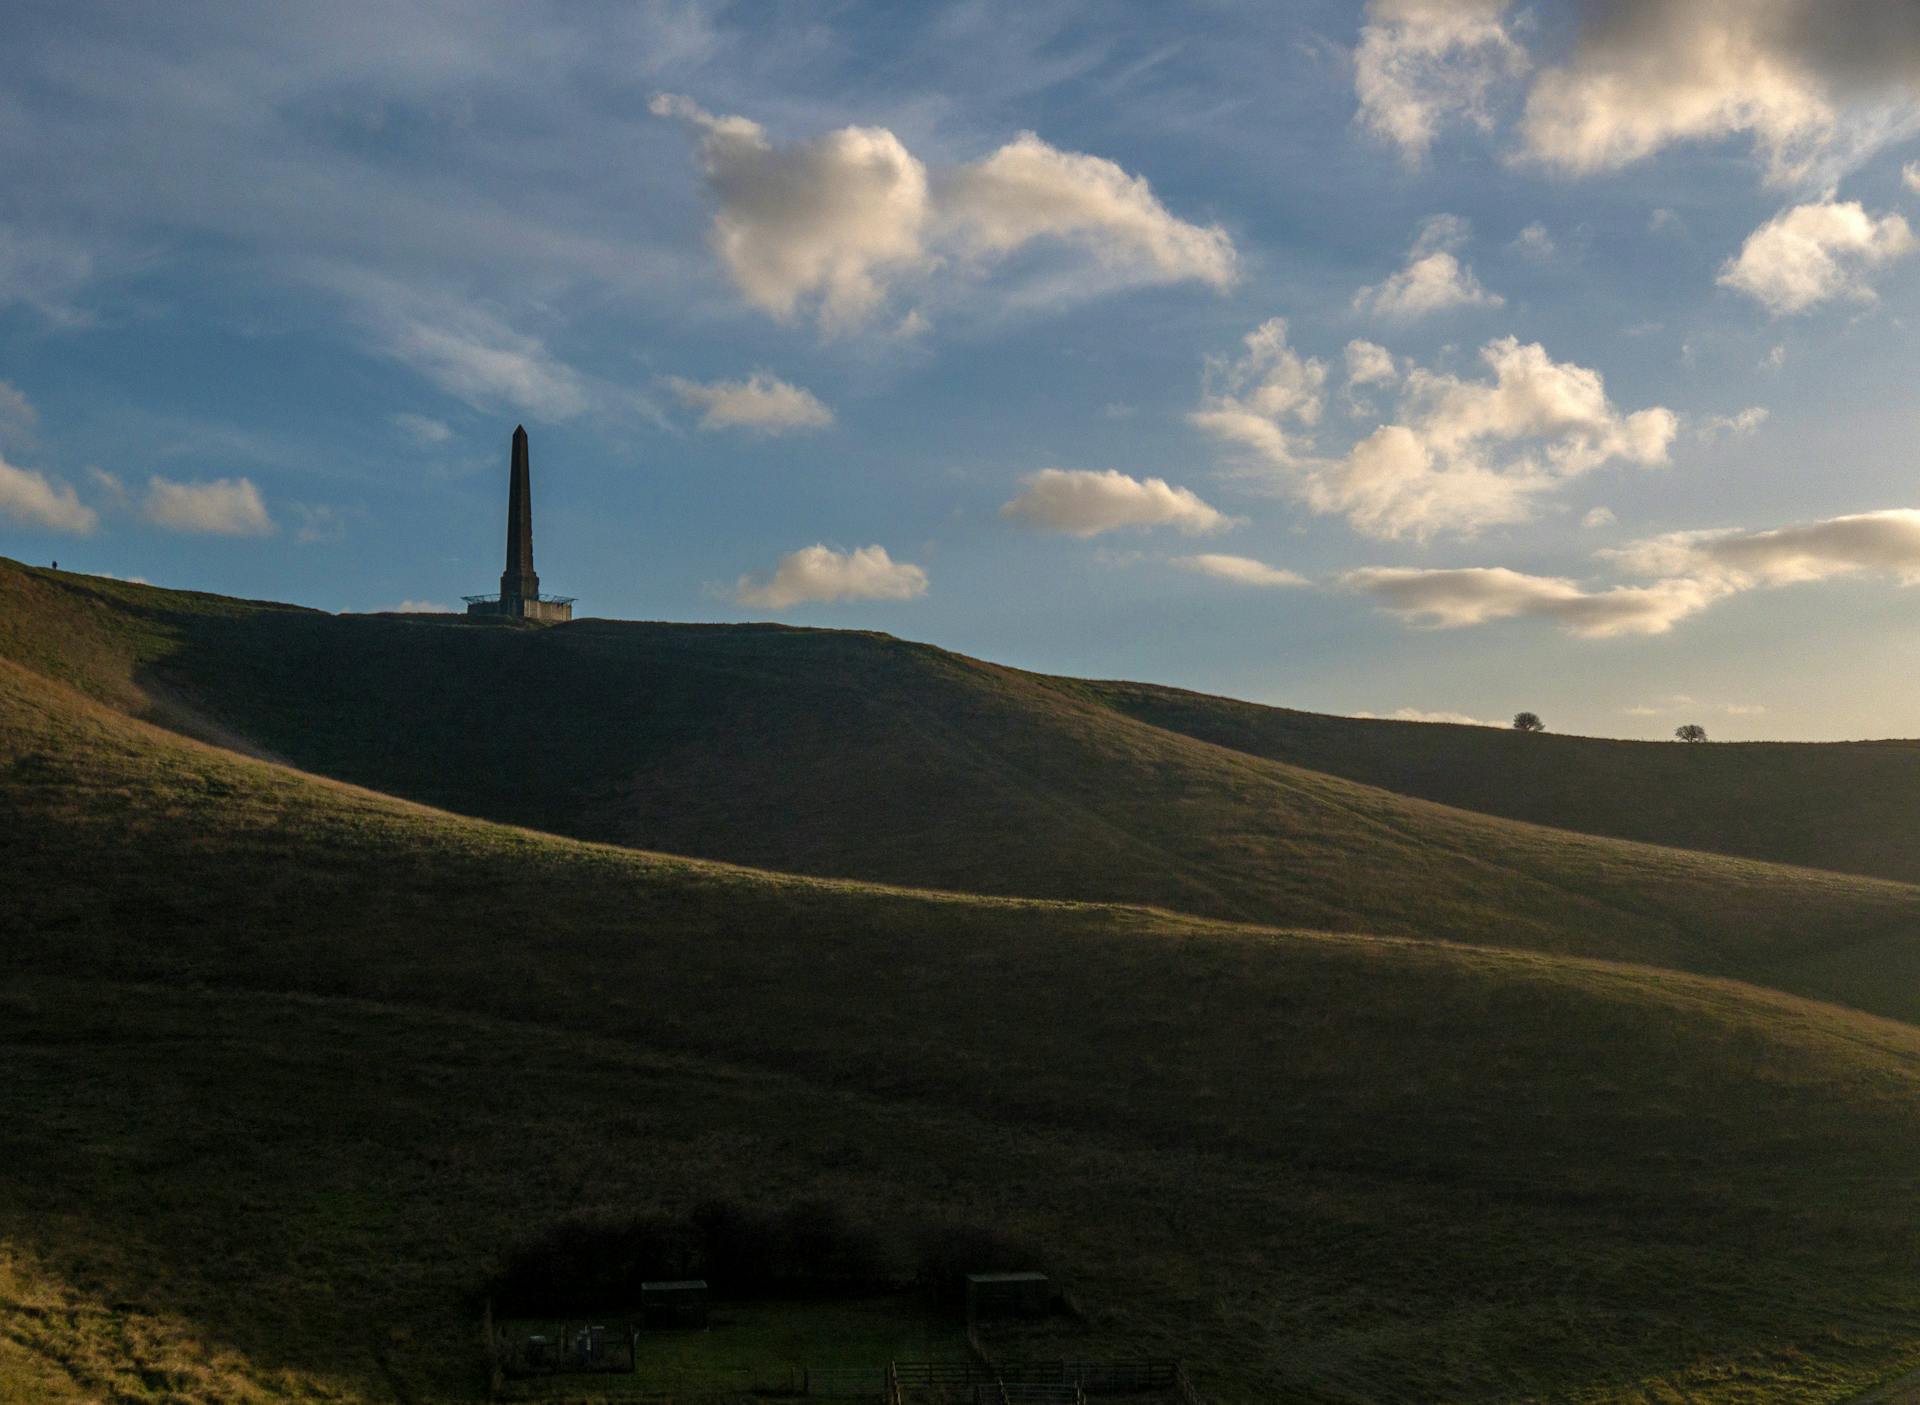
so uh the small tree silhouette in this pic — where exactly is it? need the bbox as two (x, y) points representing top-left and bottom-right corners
(1675, 724), (1708, 743)
(1512, 712), (1545, 732)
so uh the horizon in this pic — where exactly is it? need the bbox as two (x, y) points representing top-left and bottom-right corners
(22, 550), (1918, 747)
(5, 3), (1920, 741)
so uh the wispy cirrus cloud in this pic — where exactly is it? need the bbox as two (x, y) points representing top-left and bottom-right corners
(1173, 553), (1308, 587)
(341, 280), (589, 419)
(1344, 565), (1723, 637)
(1603, 509), (1920, 587)
(391, 413), (453, 446)
(1345, 508), (1920, 640)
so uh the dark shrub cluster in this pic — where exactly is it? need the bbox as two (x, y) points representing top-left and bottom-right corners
(913, 1221), (1043, 1309)
(490, 1197), (896, 1314)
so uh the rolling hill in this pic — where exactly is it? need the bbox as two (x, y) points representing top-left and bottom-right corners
(6, 615), (1920, 1403)
(6, 558), (1920, 1021)
(1075, 676), (1920, 886)
(7, 557), (1920, 1403)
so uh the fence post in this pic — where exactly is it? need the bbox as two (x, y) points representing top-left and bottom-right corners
(481, 1296), (500, 1398)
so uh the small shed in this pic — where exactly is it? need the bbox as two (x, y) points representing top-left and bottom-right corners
(965, 1270), (1052, 1321)
(640, 1279), (709, 1330)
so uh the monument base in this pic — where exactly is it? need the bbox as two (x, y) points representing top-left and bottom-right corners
(464, 595), (574, 623)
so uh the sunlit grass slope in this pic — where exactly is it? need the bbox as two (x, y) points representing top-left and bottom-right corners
(1074, 677), (1920, 887)
(6, 646), (1920, 1403)
(5, 559), (1920, 1022)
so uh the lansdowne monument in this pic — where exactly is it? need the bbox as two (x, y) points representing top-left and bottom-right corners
(465, 425), (574, 622)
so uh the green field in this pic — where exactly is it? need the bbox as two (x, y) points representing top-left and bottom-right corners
(6, 557), (1920, 1403)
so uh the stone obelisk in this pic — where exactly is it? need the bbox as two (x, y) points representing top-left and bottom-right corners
(464, 425), (573, 621)
(500, 424), (539, 607)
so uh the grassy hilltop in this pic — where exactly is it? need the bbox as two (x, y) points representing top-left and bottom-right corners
(1075, 678), (1920, 887)
(5, 557), (1920, 1404)
(7, 559), (1920, 1017)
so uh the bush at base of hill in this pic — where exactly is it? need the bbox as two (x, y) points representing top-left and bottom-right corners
(488, 1198), (903, 1313)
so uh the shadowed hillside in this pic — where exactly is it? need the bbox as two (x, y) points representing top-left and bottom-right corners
(5, 558), (1920, 1023)
(7, 633), (1920, 1403)
(1075, 677), (1920, 886)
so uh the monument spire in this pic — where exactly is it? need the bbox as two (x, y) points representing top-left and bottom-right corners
(500, 424), (539, 603)
(465, 425), (574, 622)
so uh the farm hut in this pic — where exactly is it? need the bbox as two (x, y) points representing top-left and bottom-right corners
(965, 1271), (1052, 1320)
(640, 1279), (709, 1329)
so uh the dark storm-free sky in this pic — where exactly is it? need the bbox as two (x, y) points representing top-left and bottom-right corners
(5, 0), (1920, 738)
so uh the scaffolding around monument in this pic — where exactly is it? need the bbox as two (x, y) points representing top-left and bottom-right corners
(463, 591), (576, 619)
(466, 424), (575, 623)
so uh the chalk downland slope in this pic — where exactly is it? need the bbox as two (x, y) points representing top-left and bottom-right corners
(5, 559), (1920, 1023)
(1075, 676), (1920, 887)
(5, 631), (1920, 1403)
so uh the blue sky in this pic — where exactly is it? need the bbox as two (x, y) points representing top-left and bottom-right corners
(6, 1), (1920, 738)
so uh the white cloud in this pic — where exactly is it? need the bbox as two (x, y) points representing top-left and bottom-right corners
(1582, 506), (1617, 528)
(1625, 695), (1767, 718)
(1173, 553), (1308, 588)
(653, 94), (1234, 330)
(667, 372), (833, 434)
(384, 303), (587, 418)
(651, 94), (929, 330)
(0, 225), (96, 328)
(1354, 214), (1503, 320)
(940, 132), (1237, 290)
(1189, 318), (1327, 466)
(1605, 509), (1920, 587)
(1648, 208), (1683, 236)
(1517, 0), (1920, 186)
(1353, 707), (1498, 726)
(1344, 565), (1725, 637)
(1718, 200), (1916, 313)
(1000, 468), (1232, 538)
(0, 452), (96, 534)
(290, 502), (344, 544)
(1344, 339), (1398, 387)
(1353, 0), (1527, 161)
(1198, 330), (1674, 541)
(142, 475), (273, 536)
(391, 412), (452, 445)
(1695, 406), (1770, 441)
(0, 381), (39, 443)
(1510, 221), (1556, 258)
(327, 273), (589, 419)
(734, 543), (928, 609)
(1906, 161), (1920, 192)
(1350, 508), (1920, 642)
